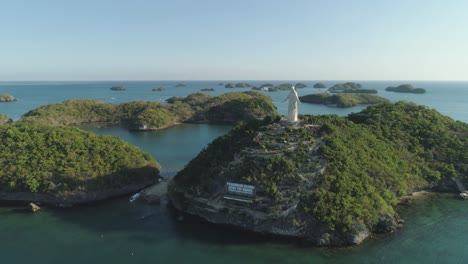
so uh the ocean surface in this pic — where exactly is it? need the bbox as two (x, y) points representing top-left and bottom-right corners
(0, 81), (467, 263)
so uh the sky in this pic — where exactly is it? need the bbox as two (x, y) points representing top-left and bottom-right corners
(1, 0), (468, 81)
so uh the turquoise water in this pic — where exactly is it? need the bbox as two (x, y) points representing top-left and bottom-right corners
(0, 81), (467, 263)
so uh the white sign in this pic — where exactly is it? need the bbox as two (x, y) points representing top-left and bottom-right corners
(226, 182), (256, 197)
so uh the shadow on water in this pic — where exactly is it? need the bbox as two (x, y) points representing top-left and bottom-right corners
(43, 195), (313, 248)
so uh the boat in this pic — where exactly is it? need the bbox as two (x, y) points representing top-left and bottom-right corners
(129, 192), (141, 203)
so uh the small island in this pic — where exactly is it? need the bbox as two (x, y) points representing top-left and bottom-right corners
(152, 87), (166, 91)
(0, 123), (160, 206)
(295, 82), (307, 88)
(0, 94), (16, 102)
(200, 88), (215, 91)
(225, 83), (252, 88)
(252, 83), (306, 92)
(175, 83), (186, 87)
(385, 84), (426, 94)
(21, 91), (277, 130)
(328, 82), (377, 94)
(299, 93), (388, 107)
(110, 86), (127, 91)
(169, 102), (468, 246)
(313, 82), (327, 89)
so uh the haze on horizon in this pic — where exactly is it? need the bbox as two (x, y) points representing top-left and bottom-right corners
(1, 0), (467, 81)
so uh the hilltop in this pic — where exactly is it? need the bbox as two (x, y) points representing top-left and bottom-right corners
(169, 102), (468, 246)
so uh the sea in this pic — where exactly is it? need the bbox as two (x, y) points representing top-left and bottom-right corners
(0, 81), (467, 264)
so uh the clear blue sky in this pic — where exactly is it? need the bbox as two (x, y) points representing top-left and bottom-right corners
(1, 0), (467, 80)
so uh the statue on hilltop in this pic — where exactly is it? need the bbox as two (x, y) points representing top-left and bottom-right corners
(283, 86), (300, 123)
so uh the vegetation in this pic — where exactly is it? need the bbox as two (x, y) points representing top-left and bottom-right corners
(110, 86), (126, 91)
(385, 84), (426, 94)
(21, 92), (278, 129)
(171, 102), (468, 236)
(313, 82), (327, 89)
(328, 82), (377, 94)
(300, 93), (388, 107)
(0, 94), (16, 102)
(0, 123), (159, 194)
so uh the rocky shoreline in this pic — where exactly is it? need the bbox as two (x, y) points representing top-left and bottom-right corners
(0, 180), (156, 207)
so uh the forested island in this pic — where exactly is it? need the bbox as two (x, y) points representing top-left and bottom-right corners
(385, 84), (426, 94)
(0, 123), (160, 206)
(0, 94), (16, 102)
(313, 82), (327, 89)
(20, 91), (277, 130)
(169, 102), (468, 246)
(328, 82), (377, 94)
(299, 93), (388, 107)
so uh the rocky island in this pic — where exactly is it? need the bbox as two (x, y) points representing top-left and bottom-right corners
(21, 91), (277, 130)
(385, 84), (426, 94)
(0, 94), (16, 102)
(300, 93), (388, 107)
(169, 102), (468, 246)
(0, 123), (160, 206)
(110, 86), (127, 91)
(152, 87), (166, 91)
(201, 88), (215, 91)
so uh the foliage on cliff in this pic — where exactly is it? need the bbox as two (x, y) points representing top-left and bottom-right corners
(0, 114), (12, 124)
(0, 123), (159, 194)
(300, 93), (388, 107)
(21, 91), (278, 129)
(171, 102), (468, 233)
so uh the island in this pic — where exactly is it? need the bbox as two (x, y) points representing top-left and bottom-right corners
(299, 93), (389, 107)
(110, 86), (127, 91)
(200, 88), (215, 91)
(328, 82), (377, 94)
(152, 87), (166, 91)
(20, 91), (278, 130)
(0, 94), (16, 102)
(0, 123), (160, 206)
(385, 84), (426, 94)
(175, 83), (186, 87)
(313, 82), (327, 89)
(252, 83), (306, 92)
(168, 102), (468, 246)
(0, 114), (12, 124)
(295, 82), (307, 88)
(225, 83), (252, 88)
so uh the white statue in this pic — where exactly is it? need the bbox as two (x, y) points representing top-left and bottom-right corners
(283, 85), (300, 123)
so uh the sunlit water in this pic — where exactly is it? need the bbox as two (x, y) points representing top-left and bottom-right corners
(0, 81), (467, 263)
